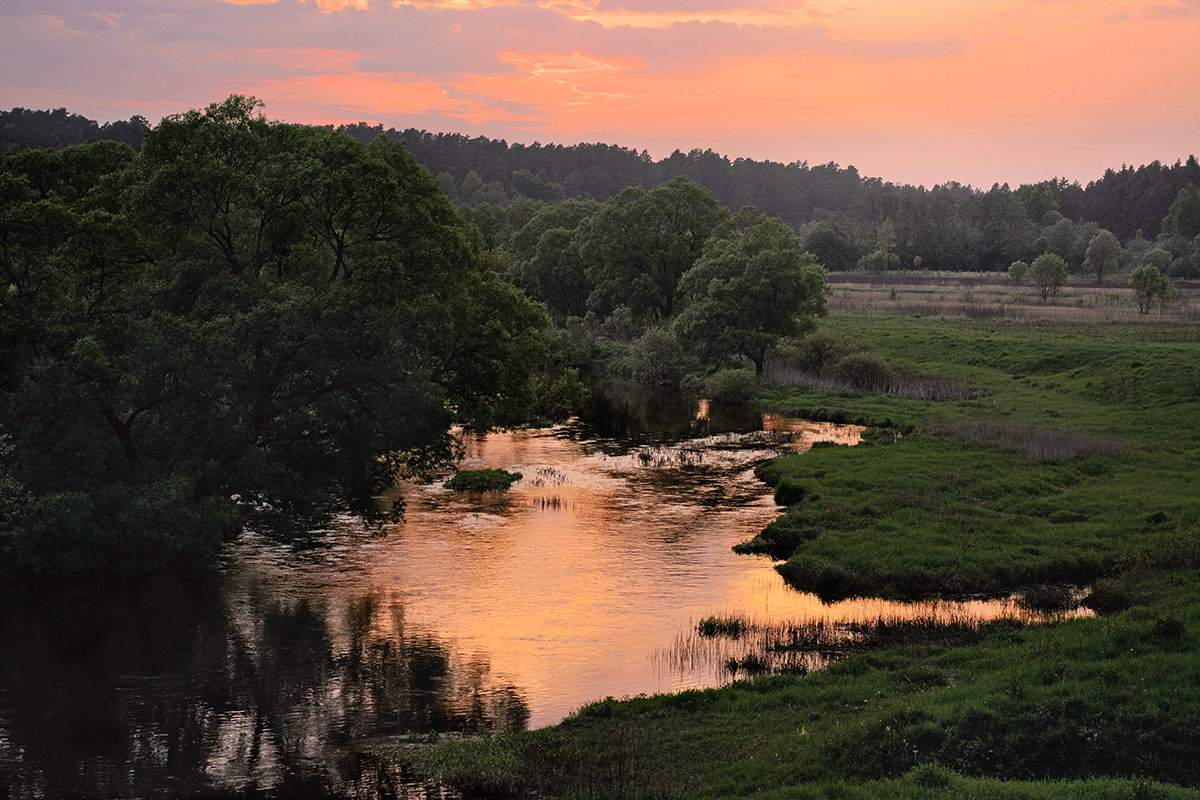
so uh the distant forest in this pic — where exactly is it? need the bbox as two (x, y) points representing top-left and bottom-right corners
(3, 106), (1199, 277)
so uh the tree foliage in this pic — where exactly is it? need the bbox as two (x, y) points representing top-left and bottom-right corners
(1083, 229), (1122, 285)
(1129, 264), (1172, 314)
(1030, 253), (1069, 302)
(674, 215), (827, 375)
(0, 97), (548, 580)
(578, 177), (727, 323)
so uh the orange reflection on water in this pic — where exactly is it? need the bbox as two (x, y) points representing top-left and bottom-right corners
(761, 414), (866, 445)
(230, 412), (1083, 731)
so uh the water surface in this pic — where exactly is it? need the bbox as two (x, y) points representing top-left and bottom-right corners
(0, 385), (1059, 798)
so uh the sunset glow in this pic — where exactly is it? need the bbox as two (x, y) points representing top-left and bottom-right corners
(2, 0), (1197, 186)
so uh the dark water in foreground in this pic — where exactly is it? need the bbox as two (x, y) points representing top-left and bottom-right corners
(0, 385), (1059, 798)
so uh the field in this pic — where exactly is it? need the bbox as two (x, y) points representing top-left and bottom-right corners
(828, 271), (1200, 323)
(393, 275), (1200, 799)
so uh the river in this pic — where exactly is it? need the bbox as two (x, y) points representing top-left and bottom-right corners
(0, 383), (1055, 798)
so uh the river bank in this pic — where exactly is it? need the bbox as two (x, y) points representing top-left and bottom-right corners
(394, 312), (1200, 798)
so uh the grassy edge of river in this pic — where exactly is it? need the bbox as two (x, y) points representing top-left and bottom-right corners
(392, 312), (1200, 799)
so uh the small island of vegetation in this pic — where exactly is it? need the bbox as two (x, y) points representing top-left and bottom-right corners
(444, 468), (524, 492)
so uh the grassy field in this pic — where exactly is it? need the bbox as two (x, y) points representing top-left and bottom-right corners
(393, 287), (1200, 799)
(827, 271), (1200, 324)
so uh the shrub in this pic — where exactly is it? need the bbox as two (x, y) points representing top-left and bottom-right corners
(702, 368), (758, 406)
(625, 326), (687, 386)
(830, 351), (894, 391)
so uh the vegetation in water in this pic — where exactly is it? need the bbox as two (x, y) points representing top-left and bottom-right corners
(444, 469), (524, 492)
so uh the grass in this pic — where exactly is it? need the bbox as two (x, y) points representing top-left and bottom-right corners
(748, 313), (1200, 600)
(394, 571), (1200, 797)
(396, 306), (1200, 799)
(444, 468), (524, 492)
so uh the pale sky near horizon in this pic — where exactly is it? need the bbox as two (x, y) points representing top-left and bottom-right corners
(1, 0), (1197, 188)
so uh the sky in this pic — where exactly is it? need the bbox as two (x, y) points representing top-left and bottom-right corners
(1, 0), (1197, 188)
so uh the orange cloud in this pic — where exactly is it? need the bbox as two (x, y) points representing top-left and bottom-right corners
(495, 49), (643, 76)
(221, 0), (369, 9)
(304, 0), (371, 9)
(253, 48), (366, 72)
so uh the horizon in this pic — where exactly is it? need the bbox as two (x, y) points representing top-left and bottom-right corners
(10, 100), (1199, 194)
(2, 0), (1198, 189)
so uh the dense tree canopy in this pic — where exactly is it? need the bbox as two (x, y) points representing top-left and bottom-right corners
(7, 105), (1199, 280)
(674, 215), (827, 375)
(0, 97), (548, 580)
(578, 177), (728, 322)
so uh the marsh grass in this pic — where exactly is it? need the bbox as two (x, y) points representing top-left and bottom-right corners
(828, 271), (1199, 324)
(445, 468), (523, 492)
(935, 419), (1127, 462)
(397, 567), (1200, 797)
(667, 606), (1085, 685)
(766, 363), (979, 402)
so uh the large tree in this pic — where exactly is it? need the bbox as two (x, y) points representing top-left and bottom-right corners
(578, 176), (727, 324)
(673, 214), (827, 375)
(0, 97), (548, 580)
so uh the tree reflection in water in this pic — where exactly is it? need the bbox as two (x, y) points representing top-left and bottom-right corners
(0, 576), (527, 798)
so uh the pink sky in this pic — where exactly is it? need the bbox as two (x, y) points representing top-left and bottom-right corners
(1, 0), (1197, 187)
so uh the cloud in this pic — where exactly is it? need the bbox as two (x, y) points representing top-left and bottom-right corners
(1146, 2), (1199, 18)
(1, 0), (1196, 188)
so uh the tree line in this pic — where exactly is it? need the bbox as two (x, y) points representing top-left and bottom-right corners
(6, 107), (1198, 276)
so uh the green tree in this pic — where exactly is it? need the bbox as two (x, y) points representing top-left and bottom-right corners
(1014, 181), (1060, 225)
(858, 217), (900, 271)
(579, 176), (727, 325)
(1129, 264), (1172, 314)
(1082, 229), (1122, 285)
(673, 215), (827, 375)
(1009, 260), (1029, 285)
(0, 97), (549, 581)
(1030, 253), (1069, 302)
(1161, 183), (1200, 240)
(507, 198), (600, 323)
(801, 216), (862, 272)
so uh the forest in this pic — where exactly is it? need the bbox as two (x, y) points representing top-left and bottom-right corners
(5, 105), (1200, 277)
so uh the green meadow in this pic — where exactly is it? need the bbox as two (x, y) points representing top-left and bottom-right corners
(394, 310), (1200, 799)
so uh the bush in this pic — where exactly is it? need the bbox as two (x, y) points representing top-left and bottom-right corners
(625, 327), (687, 386)
(830, 351), (894, 391)
(780, 330), (863, 375)
(702, 368), (758, 406)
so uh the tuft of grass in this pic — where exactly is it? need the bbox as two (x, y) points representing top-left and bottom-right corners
(444, 468), (524, 492)
(697, 615), (748, 639)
